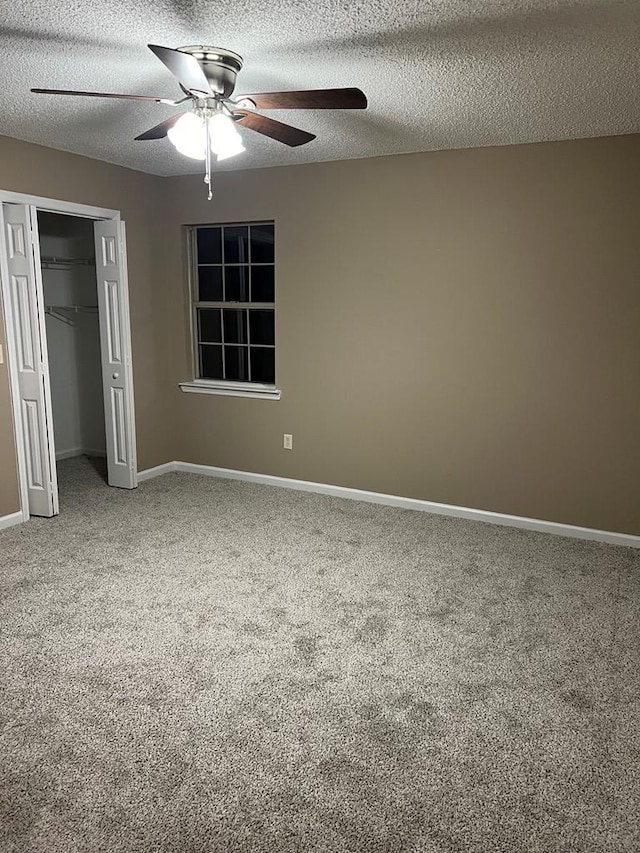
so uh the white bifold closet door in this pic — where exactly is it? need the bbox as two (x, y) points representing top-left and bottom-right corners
(3, 206), (137, 518)
(3, 203), (58, 517)
(94, 219), (137, 490)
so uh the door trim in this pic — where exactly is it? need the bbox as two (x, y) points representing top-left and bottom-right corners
(0, 191), (137, 523)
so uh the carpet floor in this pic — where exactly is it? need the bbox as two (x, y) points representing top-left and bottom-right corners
(0, 456), (638, 852)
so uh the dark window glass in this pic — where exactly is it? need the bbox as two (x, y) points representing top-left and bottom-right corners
(223, 309), (248, 344)
(250, 224), (274, 263)
(193, 223), (275, 385)
(200, 345), (223, 379)
(225, 346), (249, 381)
(249, 310), (274, 346)
(251, 265), (275, 302)
(198, 266), (223, 301)
(225, 266), (249, 302)
(198, 309), (222, 343)
(250, 347), (275, 383)
(197, 228), (222, 264)
(224, 226), (249, 263)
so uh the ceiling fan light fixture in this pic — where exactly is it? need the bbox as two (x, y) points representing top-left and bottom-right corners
(167, 110), (244, 165)
(31, 42), (367, 201)
(167, 112), (206, 160)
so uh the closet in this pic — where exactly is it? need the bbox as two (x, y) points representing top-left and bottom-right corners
(39, 212), (106, 468)
(2, 197), (136, 519)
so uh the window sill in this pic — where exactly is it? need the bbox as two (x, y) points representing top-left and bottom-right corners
(179, 380), (281, 400)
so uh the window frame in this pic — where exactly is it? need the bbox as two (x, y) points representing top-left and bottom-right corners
(180, 220), (281, 400)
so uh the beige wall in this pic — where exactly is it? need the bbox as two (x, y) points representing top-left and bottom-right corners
(0, 135), (171, 516)
(162, 135), (640, 535)
(2, 133), (639, 535)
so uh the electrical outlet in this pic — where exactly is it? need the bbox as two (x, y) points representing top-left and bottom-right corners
(283, 433), (293, 450)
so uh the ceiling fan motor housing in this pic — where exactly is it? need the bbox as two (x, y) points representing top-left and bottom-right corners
(178, 46), (243, 98)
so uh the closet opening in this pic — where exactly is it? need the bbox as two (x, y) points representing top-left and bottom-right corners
(39, 212), (107, 494)
(0, 193), (137, 523)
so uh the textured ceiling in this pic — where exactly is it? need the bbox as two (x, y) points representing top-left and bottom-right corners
(0, 0), (639, 176)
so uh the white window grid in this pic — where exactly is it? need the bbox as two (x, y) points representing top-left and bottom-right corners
(188, 221), (275, 384)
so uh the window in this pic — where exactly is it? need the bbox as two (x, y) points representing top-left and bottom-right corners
(183, 222), (279, 399)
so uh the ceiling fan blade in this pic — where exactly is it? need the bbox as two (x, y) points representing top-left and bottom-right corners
(233, 111), (316, 147)
(148, 44), (211, 95)
(31, 88), (181, 105)
(236, 88), (367, 110)
(135, 113), (186, 141)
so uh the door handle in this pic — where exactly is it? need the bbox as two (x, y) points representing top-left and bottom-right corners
(112, 372), (119, 379)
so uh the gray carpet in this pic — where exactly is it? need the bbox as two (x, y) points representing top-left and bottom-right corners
(0, 456), (638, 853)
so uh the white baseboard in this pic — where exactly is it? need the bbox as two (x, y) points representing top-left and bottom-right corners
(56, 447), (107, 461)
(56, 447), (83, 461)
(0, 510), (25, 531)
(137, 461), (178, 482)
(137, 460), (640, 549)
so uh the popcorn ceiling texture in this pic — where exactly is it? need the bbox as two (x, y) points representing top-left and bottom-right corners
(0, 0), (638, 175)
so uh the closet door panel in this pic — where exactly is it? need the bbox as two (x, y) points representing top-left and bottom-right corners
(94, 219), (137, 489)
(2, 203), (58, 517)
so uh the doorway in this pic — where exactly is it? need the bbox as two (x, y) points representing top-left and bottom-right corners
(40, 212), (106, 484)
(0, 194), (137, 521)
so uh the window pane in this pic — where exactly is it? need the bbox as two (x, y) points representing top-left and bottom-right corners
(225, 266), (249, 302)
(249, 309), (274, 346)
(192, 222), (276, 386)
(250, 347), (275, 383)
(225, 346), (249, 381)
(197, 228), (222, 264)
(200, 344), (223, 379)
(224, 226), (249, 263)
(250, 224), (274, 263)
(198, 266), (223, 301)
(251, 265), (275, 302)
(223, 309), (248, 344)
(198, 308), (222, 343)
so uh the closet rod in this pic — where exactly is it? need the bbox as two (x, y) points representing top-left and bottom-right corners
(46, 305), (97, 311)
(41, 255), (95, 269)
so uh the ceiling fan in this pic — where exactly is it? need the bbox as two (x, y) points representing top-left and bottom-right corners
(31, 44), (368, 198)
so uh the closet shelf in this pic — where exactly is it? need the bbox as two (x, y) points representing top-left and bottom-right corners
(41, 255), (95, 269)
(45, 305), (98, 326)
(46, 305), (98, 312)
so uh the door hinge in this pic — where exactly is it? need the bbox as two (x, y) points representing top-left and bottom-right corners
(27, 214), (38, 245)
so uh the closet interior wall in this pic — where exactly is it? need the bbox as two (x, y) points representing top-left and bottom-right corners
(39, 212), (105, 461)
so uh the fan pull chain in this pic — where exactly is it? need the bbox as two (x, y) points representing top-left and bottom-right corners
(204, 116), (213, 200)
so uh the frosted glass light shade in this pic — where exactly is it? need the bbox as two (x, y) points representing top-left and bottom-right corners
(209, 113), (245, 161)
(167, 111), (245, 163)
(167, 113), (206, 160)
